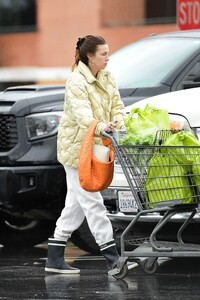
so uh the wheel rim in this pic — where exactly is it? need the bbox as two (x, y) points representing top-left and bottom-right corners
(4, 219), (38, 231)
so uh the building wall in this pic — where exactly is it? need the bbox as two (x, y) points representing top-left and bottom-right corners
(0, 0), (177, 69)
(37, 0), (101, 67)
(101, 0), (145, 26)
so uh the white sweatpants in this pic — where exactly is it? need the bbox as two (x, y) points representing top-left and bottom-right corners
(54, 166), (114, 246)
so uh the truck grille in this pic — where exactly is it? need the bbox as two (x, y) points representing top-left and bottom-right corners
(0, 115), (18, 151)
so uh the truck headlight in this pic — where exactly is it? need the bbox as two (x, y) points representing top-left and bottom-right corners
(25, 112), (62, 140)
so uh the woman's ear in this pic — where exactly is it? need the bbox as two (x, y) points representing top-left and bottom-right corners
(87, 53), (94, 63)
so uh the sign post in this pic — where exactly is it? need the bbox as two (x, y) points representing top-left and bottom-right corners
(177, 0), (200, 30)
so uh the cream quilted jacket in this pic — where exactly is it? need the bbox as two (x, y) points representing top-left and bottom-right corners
(57, 61), (125, 168)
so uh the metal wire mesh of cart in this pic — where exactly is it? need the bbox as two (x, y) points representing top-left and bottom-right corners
(115, 140), (200, 211)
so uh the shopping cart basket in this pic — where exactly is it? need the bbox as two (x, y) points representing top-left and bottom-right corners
(103, 130), (200, 277)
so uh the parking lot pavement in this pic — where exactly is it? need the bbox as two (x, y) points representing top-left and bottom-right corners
(1, 243), (200, 299)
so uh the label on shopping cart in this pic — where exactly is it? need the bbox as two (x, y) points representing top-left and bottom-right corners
(118, 191), (138, 212)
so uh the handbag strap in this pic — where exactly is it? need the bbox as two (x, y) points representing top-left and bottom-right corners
(80, 120), (99, 160)
(83, 119), (112, 148)
(88, 120), (100, 135)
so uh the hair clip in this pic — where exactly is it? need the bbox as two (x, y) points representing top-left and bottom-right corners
(76, 37), (85, 49)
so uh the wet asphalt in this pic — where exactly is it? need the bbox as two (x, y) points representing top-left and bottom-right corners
(1, 243), (200, 299)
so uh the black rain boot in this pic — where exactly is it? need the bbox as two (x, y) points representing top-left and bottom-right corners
(45, 238), (80, 274)
(100, 240), (138, 276)
(100, 240), (119, 271)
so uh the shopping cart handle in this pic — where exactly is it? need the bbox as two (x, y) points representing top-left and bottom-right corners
(102, 131), (113, 138)
(102, 131), (119, 145)
(102, 131), (116, 142)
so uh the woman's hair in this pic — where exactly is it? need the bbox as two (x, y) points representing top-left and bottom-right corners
(72, 35), (107, 70)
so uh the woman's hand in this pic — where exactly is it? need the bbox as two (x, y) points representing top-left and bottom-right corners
(101, 122), (116, 133)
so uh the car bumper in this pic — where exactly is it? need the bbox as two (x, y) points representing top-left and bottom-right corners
(107, 211), (200, 223)
(103, 170), (200, 224)
(0, 165), (66, 215)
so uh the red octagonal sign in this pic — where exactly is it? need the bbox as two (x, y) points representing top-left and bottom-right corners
(178, 0), (200, 30)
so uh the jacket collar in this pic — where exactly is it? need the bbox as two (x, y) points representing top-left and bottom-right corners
(77, 61), (107, 85)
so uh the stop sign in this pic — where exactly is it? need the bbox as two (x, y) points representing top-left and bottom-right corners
(178, 0), (200, 30)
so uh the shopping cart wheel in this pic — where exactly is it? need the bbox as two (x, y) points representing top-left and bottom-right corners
(108, 257), (128, 280)
(141, 258), (158, 275)
(113, 264), (128, 280)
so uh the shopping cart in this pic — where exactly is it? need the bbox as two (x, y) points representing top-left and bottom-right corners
(103, 130), (200, 278)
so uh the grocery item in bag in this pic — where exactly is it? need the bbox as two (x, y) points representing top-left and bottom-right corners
(163, 131), (200, 166)
(145, 154), (193, 207)
(121, 104), (170, 145)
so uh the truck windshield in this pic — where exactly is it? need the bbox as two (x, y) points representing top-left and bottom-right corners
(108, 37), (200, 88)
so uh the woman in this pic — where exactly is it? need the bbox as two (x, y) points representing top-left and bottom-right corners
(45, 35), (136, 275)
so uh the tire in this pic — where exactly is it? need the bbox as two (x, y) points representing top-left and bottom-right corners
(70, 219), (100, 254)
(141, 258), (158, 275)
(0, 217), (56, 248)
(113, 264), (128, 280)
(71, 219), (123, 255)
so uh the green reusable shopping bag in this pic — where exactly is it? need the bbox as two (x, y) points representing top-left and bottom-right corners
(145, 154), (193, 207)
(163, 131), (200, 166)
(121, 104), (170, 170)
(121, 104), (170, 146)
(162, 131), (200, 200)
(144, 103), (170, 131)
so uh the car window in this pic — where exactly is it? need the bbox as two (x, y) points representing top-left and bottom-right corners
(108, 38), (200, 88)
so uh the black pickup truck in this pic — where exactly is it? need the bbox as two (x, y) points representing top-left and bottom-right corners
(0, 85), (99, 253)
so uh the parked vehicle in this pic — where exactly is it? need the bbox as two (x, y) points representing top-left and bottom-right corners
(0, 85), (99, 253)
(108, 29), (200, 106)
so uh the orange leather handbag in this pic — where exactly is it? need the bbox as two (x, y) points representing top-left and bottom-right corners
(78, 120), (115, 192)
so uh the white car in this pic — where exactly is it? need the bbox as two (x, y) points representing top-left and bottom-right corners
(103, 87), (200, 247)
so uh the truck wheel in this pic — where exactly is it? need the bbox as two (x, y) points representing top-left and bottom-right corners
(0, 218), (55, 248)
(71, 219), (100, 254)
(71, 219), (122, 255)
